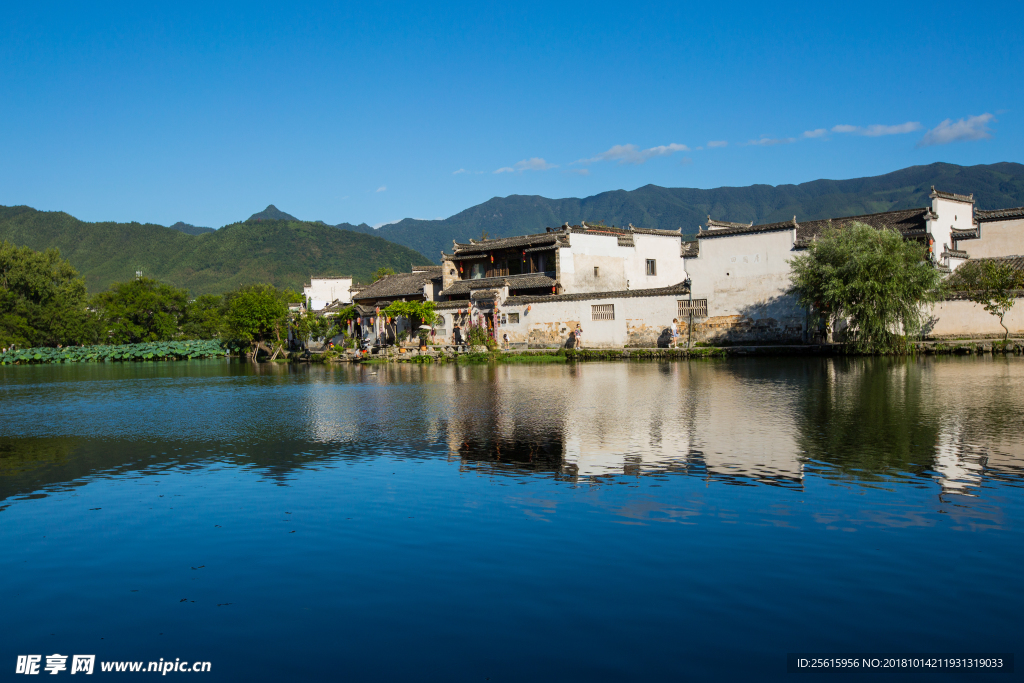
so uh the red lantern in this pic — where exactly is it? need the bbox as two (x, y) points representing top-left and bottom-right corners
(490, 254), (494, 263)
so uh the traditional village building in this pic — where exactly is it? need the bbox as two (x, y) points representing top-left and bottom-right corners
(349, 266), (442, 341)
(434, 222), (691, 347)
(962, 206), (1024, 258)
(352, 189), (1024, 349)
(303, 275), (353, 312)
(682, 187), (1024, 343)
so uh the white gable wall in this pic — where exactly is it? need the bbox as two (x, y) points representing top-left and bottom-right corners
(304, 277), (353, 311)
(929, 195), (976, 265)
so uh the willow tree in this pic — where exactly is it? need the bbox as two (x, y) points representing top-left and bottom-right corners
(946, 258), (1024, 341)
(789, 223), (941, 352)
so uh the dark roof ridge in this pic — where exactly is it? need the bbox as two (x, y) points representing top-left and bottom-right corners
(930, 186), (975, 204)
(976, 206), (1024, 222)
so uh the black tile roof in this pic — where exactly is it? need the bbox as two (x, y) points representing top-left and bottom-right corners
(931, 186), (975, 204)
(975, 255), (1024, 272)
(451, 233), (564, 255)
(353, 271), (435, 301)
(951, 227), (980, 240)
(942, 247), (969, 259)
(697, 207), (931, 246)
(440, 273), (556, 297)
(447, 222), (681, 257)
(707, 217), (754, 230)
(681, 241), (699, 257)
(976, 206), (1024, 222)
(504, 280), (690, 306)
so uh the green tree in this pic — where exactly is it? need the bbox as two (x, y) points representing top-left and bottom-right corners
(381, 300), (439, 331)
(372, 267), (396, 282)
(181, 294), (226, 339)
(91, 278), (189, 344)
(226, 284), (289, 357)
(789, 223), (942, 352)
(947, 259), (1024, 341)
(0, 241), (94, 348)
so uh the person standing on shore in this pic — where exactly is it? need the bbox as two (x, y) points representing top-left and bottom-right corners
(574, 324), (583, 349)
(671, 318), (679, 348)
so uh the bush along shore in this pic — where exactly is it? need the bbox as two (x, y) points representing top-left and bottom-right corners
(0, 340), (227, 364)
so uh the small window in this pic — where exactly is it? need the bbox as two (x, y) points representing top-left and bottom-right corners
(678, 299), (708, 318)
(594, 266), (600, 277)
(501, 313), (507, 325)
(646, 259), (657, 276)
(508, 313), (519, 324)
(592, 304), (614, 321)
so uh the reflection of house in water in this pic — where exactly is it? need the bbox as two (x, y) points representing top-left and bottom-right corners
(440, 363), (805, 485)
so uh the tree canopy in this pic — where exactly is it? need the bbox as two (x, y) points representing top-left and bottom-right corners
(946, 259), (1024, 340)
(91, 277), (189, 344)
(382, 300), (440, 328)
(226, 284), (289, 348)
(0, 240), (92, 348)
(789, 223), (942, 352)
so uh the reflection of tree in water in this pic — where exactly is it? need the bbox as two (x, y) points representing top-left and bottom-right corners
(0, 436), (82, 477)
(795, 358), (940, 480)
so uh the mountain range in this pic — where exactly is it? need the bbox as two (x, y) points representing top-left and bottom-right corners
(340, 162), (1024, 261)
(3, 162), (1023, 295)
(0, 207), (429, 295)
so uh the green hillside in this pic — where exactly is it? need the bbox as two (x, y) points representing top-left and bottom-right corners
(0, 207), (430, 295)
(348, 162), (1024, 261)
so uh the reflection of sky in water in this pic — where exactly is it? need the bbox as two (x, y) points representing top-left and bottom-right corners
(2, 358), (1024, 680)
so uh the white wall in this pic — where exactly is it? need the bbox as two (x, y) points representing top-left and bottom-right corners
(929, 196), (976, 261)
(557, 232), (687, 294)
(304, 277), (353, 311)
(927, 298), (1024, 338)
(499, 295), (680, 348)
(966, 218), (1024, 258)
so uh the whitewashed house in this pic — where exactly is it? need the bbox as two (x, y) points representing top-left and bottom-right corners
(434, 222), (691, 348)
(303, 276), (353, 312)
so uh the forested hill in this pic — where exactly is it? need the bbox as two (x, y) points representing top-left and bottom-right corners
(0, 206), (430, 295)
(346, 162), (1024, 262)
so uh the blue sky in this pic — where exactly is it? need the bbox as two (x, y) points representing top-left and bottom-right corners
(1, 1), (1021, 228)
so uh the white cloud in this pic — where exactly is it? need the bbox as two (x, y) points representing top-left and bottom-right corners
(803, 129), (827, 138)
(862, 122), (921, 136)
(707, 140), (728, 148)
(376, 186), (386, 192)
(917, 113), (995, 147)
(494, 157), (556, 174)
(830, 122), (921, 136)
(576, 142), (689, 165)
(566, 168), (590, 176)
(745, 136), (796, 146)
(452, 168), (467, 175)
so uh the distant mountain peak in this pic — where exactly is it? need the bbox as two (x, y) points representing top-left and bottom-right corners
(169, 221), (214, 235)
(247, 204), (298, 222)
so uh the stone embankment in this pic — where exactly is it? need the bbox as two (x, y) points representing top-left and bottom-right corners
(311, 338), (1024, 364)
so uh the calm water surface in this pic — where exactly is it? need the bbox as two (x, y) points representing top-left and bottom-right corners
(1, 358), (1022, 681)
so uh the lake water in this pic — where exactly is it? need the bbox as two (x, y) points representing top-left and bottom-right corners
(1, 358), (1022, 681)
